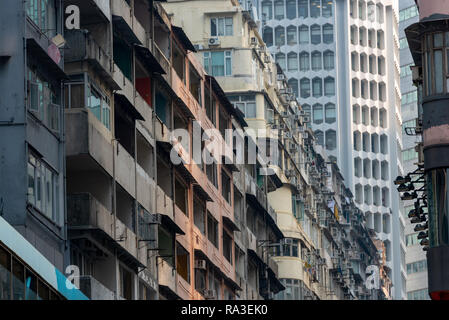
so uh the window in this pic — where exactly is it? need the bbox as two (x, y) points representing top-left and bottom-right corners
(87, 83), (110, 130)
(172, 42), (185, 82)
(263, 27), (273, 47)
(203, 51), (232, 77)
(406, 233), (419, 246)
(207, 212), (219, 248)
(323, 24), (333, 44)
(275, 26), (285, 46)
(28, 151), (59, 224)
(323, 50), (334, 70)
(274, 0), (285, 20)
(176, 242), (190, 283)
(276, 52), (286, 70)
(175, 178), (188, 214)
(288, 78), (299, 98)
(287, 26), (297, 45)
(276, 238), (299, 257)
(299, 52), (310, 71)
(194, 198), (206, 234)
(0, 244), (64, 300)
(325, 130), (336, 150)
(211, 17), (233, 36)
(313, 104), (323, 124)
(312, 77), (322, 97)
(222, 169), (231, 203)
(189, 65), (202, 105)
(399, 38), (409, 50)
(299, 25), (309, 44)
(423, 32), (449, 96)
(399, 5), (418, 22)
(311, 25), (321, 44)
(401, 90), (418, 106)
(119, 265), (133, 300)
(300, 78), (310, 98)
(406, 260), (427, 275)
(310, 0), (320, 18)
(324, 77), (335, 96)
(286, 0), (296, 19)
(229, 94), (256, 118)
(315, 130), (324, 146)
(311, 51), (322, 71)
(27, 68), (60, 133)
(401, 63), (414, 78)
(26, 0), (56, 37)
(402, 148), (418, 162)
(223, 230), (233, 264)
(204, 86), (216, 125)
(298, 0), (308, 18)
(322, 0), (333, 18)
(287, 52), (298, 71)
(325, 103), (336, 123)
(262, 0), (273, 20)
(407, 289), (429, 300)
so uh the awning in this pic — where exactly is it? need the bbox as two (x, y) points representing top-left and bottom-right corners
(172, 26), (196, 52)
(134, 44), (166, 75)
(0, 217), (88, 300)
(158, 214), (185, 235)
(114, 93), (144, 121)
(26, 38), (67, 80)
(223, 215), (240, 232)
(112, 15), (141, 45)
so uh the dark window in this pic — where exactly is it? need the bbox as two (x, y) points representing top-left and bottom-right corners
(207, 212), (219, 248)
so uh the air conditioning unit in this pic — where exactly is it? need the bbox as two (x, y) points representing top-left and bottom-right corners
(194, 260), (207, 270)
(279, 123), (286, 130)
(281, 111), (289, 118)
(264, 55), (270, 63)
(286, 87), (293, 94)
(302, 116), (311, 123)
(289, 143), (299, 153)
(284, 131), (292, 139)
(277, 74), (285, 81)
(296, 126), (305, 133)
(203, 289), (216, 300)
(299, 110), (306, 116)
(291, 176), (298, 185)
(193, 44), (204, 51)
(208, 37), (220, 46)
(250, 37), (257, 46)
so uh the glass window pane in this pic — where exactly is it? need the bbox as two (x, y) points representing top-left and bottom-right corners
(12, 258), (25, 300)
(434, 50), (444, 94)
(0, 246), (11, 300)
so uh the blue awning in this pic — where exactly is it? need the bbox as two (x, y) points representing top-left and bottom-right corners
(0, 217), (88, 300)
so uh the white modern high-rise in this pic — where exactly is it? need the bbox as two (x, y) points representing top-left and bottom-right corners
(260, 0), (406, 299)
(398, 0), (429, 300)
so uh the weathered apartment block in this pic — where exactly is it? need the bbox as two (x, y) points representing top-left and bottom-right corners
(0, 0), (390, 300)
(163, 0), (391, 300)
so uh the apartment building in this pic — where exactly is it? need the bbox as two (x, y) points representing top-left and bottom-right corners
(259, 0), (406, 299)
(0, 0), (88, 299)
(398, 0), (428, 300)
(162, 0), (389, 300)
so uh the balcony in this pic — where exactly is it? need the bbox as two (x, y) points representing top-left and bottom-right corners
(78, 276), (115, 300)
(115, 142), (136, 198)
(158, 259), (177, 297)
(65, 30), (118, 90)
(65, 108), (114, 176)
(111, 0), (148, 47)
(67, 193), (145, 268)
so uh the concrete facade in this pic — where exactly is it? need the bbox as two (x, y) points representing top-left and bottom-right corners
(257, 0), (406, 299)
